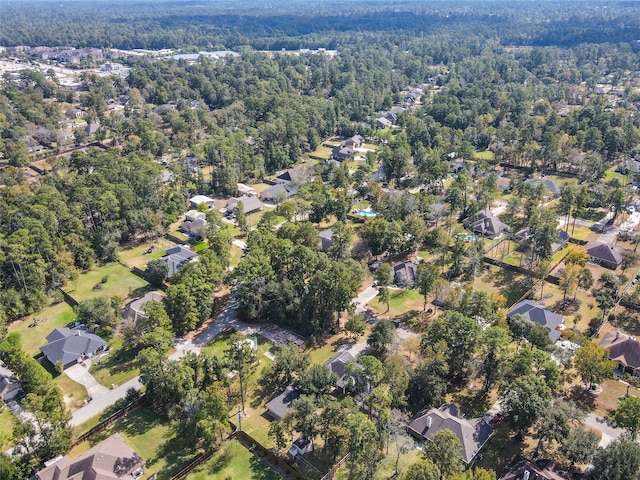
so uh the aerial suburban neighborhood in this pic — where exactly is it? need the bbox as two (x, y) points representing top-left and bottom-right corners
(1, 1), (640, 480)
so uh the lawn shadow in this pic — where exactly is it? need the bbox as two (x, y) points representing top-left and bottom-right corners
(475, 423), (525, 473)
(249, 450), (282, 480)
(566, 385), (597, 412)
(614, 313), (640, 336)
(90, 345), (138, 382)
(154, 432), (200, 480)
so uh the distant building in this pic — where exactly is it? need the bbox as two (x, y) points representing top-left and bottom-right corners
(189, 195), (215, 209)
(524, 178), (561, 197)
(180, 210), (208, 238)
(122, 291), (165, 323)
(260, 183), (296, 203)
(466, 209), (507, 239)
(226, 195), (264, 215)
(318, 229), (334, 252)
(275, 166), (308, 185)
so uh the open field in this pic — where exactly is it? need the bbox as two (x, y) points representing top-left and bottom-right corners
(308, 145), (333, 160)
(89, 337), (140, 388)
(68, 407), (197, 480)
(7, 301), (75, 357)
(471, 266), (530, 307)
(369, 288), (423, 318)
(0, 408), (16, 450)
(119, 238), (178, 269)
(473, 149), (495, 161)
(186, 439), (282, 480)
(63, 262), (149, 303)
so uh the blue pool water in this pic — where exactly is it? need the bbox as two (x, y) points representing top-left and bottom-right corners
(359, 208), (376, 217)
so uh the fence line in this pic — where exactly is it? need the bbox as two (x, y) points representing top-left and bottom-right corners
(71, 395), (146, 447)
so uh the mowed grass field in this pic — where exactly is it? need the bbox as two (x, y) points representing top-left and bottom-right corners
(7, 301), (75, 356)
(63, 262), (149, 303)
(186, 439), (282, 480)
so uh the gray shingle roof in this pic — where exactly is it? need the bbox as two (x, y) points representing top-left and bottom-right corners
(226, 195), (264, 214)
(407, 404), (494, 465)
(265, 385), (300, 421)
(40, 327), (107, 369)
(161, 245), (196, 277)
(507, 300), (564, 343)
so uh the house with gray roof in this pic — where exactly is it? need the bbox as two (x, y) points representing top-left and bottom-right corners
(507, 300), (564, 343)
(0, 363), (22, 402)
(180, 210), (208, 238)
(265, 385), (300, 421)
(161, 245), (197, 278)
(260, 183), (296, 203)
(524, 178), (561, 197)
(616, 159), (640, 175)
(325, 351), (359, 393)
(122, 291), (165, 323)
(318, 229), (334, 252)
(407, 403), (494, 466)
(467, 209), (507, 239)
(225, 195), (264, 215)
(392, 261), (418, 288)
(499, 456), (566, 480)
(40, 326), (107, 370)
(275, 166), (308, 185)
(36, 433), (145, 480)
(584, 240), (624, 269)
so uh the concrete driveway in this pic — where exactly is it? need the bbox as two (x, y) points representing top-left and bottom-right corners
(354, 285), (379, 312)
(584, 412), (623, 447)
(65, 363), (110, 399)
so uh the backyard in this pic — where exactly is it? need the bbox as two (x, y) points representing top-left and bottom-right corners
(186, 439), (282, 480)
(63, 262), (149, 303)
(119, 238), (178, 269)
(68, 406), (198, 480)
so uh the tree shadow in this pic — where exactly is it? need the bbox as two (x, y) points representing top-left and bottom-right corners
(566, 385), (597, 412)
(154, 432), (200, 480)
(452, 388), (492, 418)
(614, 312), (640, 336)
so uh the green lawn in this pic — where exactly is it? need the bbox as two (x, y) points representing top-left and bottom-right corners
(230, 244), (244, 267)
(0, 408), (16, 451)
(119, 238), (178, 269)
(168, 229), (189, 242)
(307, 342), (339, 365)
(55, 372), (90, 411)
(369, 289), (423, 317)
(308, 145), (333, 160)
(7, 301), (75, 356)
(473, 149), (495, 161)
(89, 337), (140, 388)
(186, 439), (282, 480)
(69, 407), (197, 480)
(63, 262), (149, 303)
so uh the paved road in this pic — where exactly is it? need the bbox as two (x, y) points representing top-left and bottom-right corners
(232, 239), (247, 250)
(354, 285), (379, 312)
(584, 412), (623, 448)
(70, 376), (143, 427)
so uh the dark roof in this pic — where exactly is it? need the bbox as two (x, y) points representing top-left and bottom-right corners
(600, 331), (640, 370)
(584, 240), (624, 268)
(161, 245), (197, 277)
(507, 300), (564, 343)
(499, 456), (567, 480)
(393, 262), (418, 287)
(318, 229), (334, 252)
(260, 183), (296, 201)
(36, 433), (145, 480)
(551, 229), (570, 253)
(266, 385), (300, 421)
(617, 159), (640, 174)
(123, 291), (165, 322)
(180, 217), (208, 236)
(468, 209), (507, 237)
(407, 404), (494, 465)
(325, 351), (357, 390)
(40, 327), (107, 369)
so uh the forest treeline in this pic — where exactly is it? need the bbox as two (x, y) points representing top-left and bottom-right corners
(2, 0), (640, 50)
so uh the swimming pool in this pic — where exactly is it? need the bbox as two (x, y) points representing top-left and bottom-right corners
(359, 207), (376, 217)
(456, 233), (478, 242)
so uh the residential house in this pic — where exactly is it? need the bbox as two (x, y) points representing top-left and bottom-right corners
(36, 433), (145, 480)
(85, 123), (100, 135)
(318, 229), (334, 252)
(584, 240), (624, 269)
(65, 108), (84, 119)
(189, 194), (215, 209)
(266, 385), (300, 421)
(516, 228), (570, 253)
(275, 166), (308, 185)
(225, 195), (264, 215)
(466, 209), (507, 239)
(600, 330), (640, 376)
(40, 326), (108, 370)
(260, 183), (296, 203)
(180, 210), (208, 238)
(325, 351), (361, 394)
(524, 178), (561, 198)
(0, 363), (22, 402)
(507, 300), (564, 343)
(237, 183), (257, 196)
(161, 245), (197, 278)
(331, 135), (365, 161)
(343, 134), (364, 149)
(407, 404), (494, 466)
(376, 116), (393, 129)
(392, 261), (418, 288)
(616, 159), (640, 175)
(497, 176), (511, 192)
(499, 456), (567, 480)
(122, 291), (166, 323)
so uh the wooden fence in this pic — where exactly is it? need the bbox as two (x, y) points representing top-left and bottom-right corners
(71, 395), (146, 447)
(58, 287), (79, 308)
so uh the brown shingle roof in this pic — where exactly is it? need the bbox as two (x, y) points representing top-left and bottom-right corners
(600, 331), (640, 370)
